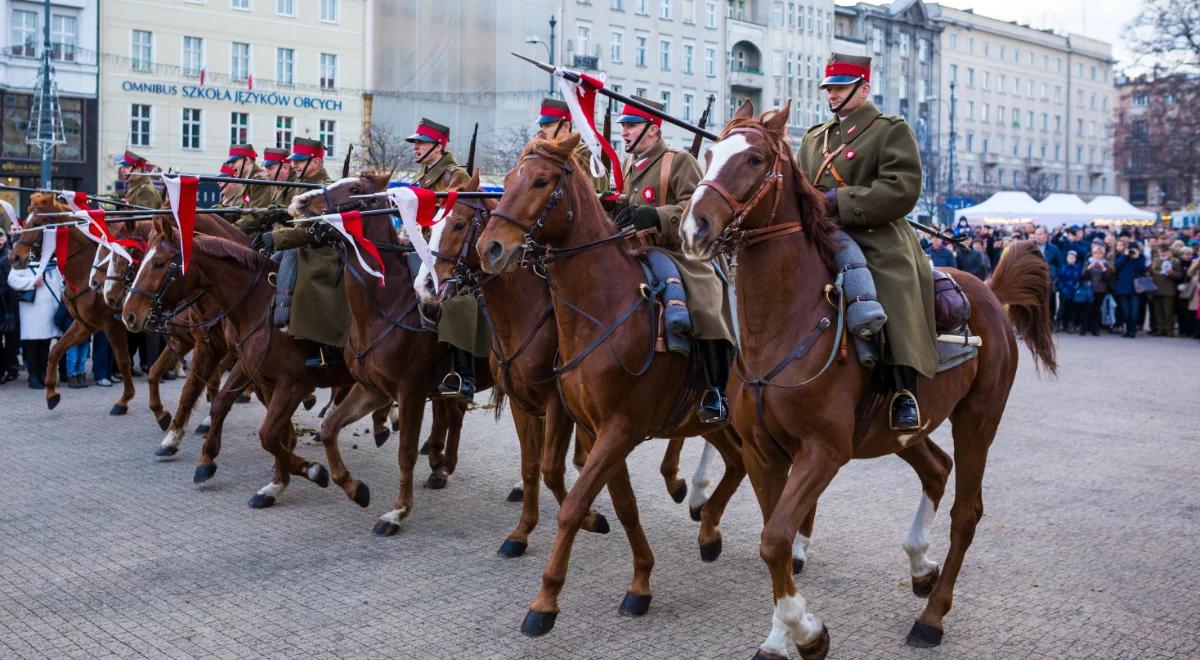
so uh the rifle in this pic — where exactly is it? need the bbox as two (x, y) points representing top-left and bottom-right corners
(466, 122), (479, 174)
(342, 144), (354, 178)
(128, 172), (321, 189)
(689, 94), (716, 158)
(601, 97), (614, 172)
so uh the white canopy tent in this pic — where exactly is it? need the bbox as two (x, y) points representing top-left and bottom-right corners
(1083, 196), (1158, 226)
(954, 191), (1041, 226)
(1034, 193), (1094, 225)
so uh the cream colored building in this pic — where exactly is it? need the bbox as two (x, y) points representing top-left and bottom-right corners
(97, 0), (365, 196)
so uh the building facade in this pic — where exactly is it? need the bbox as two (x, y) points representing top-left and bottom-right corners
(1113, 74), (1197, 213)
(97, 0), (365, 197)
(1, 0), (99, 216)
(928, 4), (1116, 208)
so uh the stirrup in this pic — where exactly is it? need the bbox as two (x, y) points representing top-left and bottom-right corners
(889, 389), (920, 432)
(697, 389), (728, 424)
(438, 371), (465, 397)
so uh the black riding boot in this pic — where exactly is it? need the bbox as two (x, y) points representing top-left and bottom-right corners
(697, 340), (732, 424)
(890, 366), (921, 431)
(438, 346), (476, 400)
(304, 343), (343, 368)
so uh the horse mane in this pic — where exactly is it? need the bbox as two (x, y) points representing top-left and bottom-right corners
(720, 116), (839, 272)
(29, 191), (69, 213)
(520, 136), (619, 235)
(192, 234), (272, 271)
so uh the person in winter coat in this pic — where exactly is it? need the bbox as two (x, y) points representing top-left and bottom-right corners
(0, 231), (20, 382)
(1080, 244), (1113, 337)
(1150, 247), (1183, 336)
(6, 258), (64, 388)
(1113, 242), (1148, 337)
(1057, 251), (1084, 332)
(955, 240), (989, 280)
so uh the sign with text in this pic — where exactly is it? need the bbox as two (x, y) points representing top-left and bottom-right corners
(121, 81), (344, 112)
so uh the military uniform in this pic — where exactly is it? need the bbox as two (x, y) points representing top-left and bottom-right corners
(118, 151), (164, 209)
(535, 97), (610, 193)
(235, 147), (291, 238)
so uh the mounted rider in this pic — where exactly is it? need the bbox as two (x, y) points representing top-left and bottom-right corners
(117, 150), (163, 209)
(796, 54), (937, 432)
(615, 97), (736, 423)
(234, 147), (292, 239)
(534, 97), (609, 193)
(213, 164), (246, 208)
(405, 118), (487, 399)
(258, 137), (346, 368)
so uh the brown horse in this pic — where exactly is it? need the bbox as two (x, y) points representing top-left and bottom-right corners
(476, 134), (748, 634)
(121, 220), (348, 505)
(10, 193), (139, 415)
(679, 101), (1056, 657)
(287, 174), (495, 535)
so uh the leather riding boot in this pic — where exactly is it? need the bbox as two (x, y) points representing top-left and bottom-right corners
(890, 366), (921, 432)
(697, 340), (732, 424)
(304, 344), (344, 369)
(438, 346), (476, 400)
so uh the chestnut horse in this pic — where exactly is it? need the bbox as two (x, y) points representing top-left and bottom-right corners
(679, 101), (1056, 657)
(9, 193), (139, 415)
(287, 174), (495, 535)
(477, 135), (748, 634)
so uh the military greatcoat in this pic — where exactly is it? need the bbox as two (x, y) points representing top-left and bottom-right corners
(796, 101), (938, 378)
(124, 176), (164, 209)
(619, 139), (735, 344)
(269, 166), (349, 347)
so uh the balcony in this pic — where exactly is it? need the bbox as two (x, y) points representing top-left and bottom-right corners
(572, 55), (599, 70)
(728, 65), (763, 90)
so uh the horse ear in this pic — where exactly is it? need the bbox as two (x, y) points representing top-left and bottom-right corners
(466, 169), (480, 192)
(734, 99), (755, 120)
(762, 100), (791, 133)
(559, 132), (582, 153)
(159, 215), (176, 242)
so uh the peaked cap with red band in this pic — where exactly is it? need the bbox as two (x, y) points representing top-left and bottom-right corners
(117, 150), (149, 168)
(537, 97), (571, 125)
(288, 137), (326, 161)
(225, 143), (258, 163)
(405, 118), (450, 147)
(616, 96), (664, 127)
(262, 147), (289, 166)
(820, 53), (871, 89)
(218, 164), (237, 177)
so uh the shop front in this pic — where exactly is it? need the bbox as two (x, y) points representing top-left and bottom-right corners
(0, 92), (97, 227)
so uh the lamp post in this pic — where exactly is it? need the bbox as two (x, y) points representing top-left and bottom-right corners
(523, 15), (558, 97)
(946, 80), (957, 224)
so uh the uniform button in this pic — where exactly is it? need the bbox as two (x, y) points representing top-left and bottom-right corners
(848, 191), (856, 199)
(854, 208), (863, 215)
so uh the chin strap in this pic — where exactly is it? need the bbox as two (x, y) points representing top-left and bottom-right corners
(828, 79), (865, 115)
(624, 123), (652, 155)
(416, 146), (440, 165)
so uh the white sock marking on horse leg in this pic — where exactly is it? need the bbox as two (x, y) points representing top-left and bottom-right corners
(199, 414), (211, 427)
(256, 481), (287, 498)
(379, 506), (409, 524)
(305, 463), (323, 481)
(903, 493), (939, 577)
(159, 429), (184, 450)
(388, 405), (399, 426)
(512, 480), (524, 493)
(793, 533), (812, 565)
(761, 593), (825, 655)
(688, 441), (715, 509)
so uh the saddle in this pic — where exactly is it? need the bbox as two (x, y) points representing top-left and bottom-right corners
(932, 269), (971, 334)
(852, 269), (977, 374)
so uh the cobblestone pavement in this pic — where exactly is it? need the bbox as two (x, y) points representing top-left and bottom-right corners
(1, 334), (1198, 659)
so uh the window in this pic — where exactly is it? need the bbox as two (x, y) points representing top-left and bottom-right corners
(967, 68), (974, 88)
(1132, 92), (1148, 107)
(611, 32), (622, 62)
(872, 27), (883, 54)
(1027, 80), (1033, 97)
(1055, 85), (1062, 102)
(660, 90), (671, 112)
(276, 48), (294, 85)
(982, 71), (989, 91)
(230, 112), (249, 145)
(132, 30), (154, 70)
(231, 0), (250, 9)
(231, 42), (250, 81)
(683, 42), (694, 74)
(320, 53), (337, 89)
(660, 39), (671, 71)
(1054, 143), (1061, 160)
(1076, 118), (1083, 135)
(1089, 93), (1096, 109)
(1090, 65), (1096, 80)
(130, 104), (151, 147)
(899, 33), (909, 57)
(1054, 115), (1061, 132)
(320, 0), (339, 22)
(706, 1), (717, 27)
(981, 104), (989, 122)
(612, 0), (623, 8)
(1011, 107), (1019, 125)
(772, 2), (783, 26)
(950, 64), (958, 83)
(1013, 76), (1020, 96)
(320, 119), (336, 156)
(577, 25), (590, 57)
(182, 37), (204, 77)
(661, 0), (671, 19)
(275, 116), (293, 149)
(997, 105), (1005, 125)
(1041, 83), (1048, 99)
(950, 33), (957, 49)
(635, 87), (647, 98)
(1040, 113), (1047, 131)
(705, 46), (715, 76)
(635, 36), (647, 67)
(276, 0), (294, 15)
(181, 108), (201, 150)
(968, 37), (974, 54)
(918, 38), (928, 63)
(683, 93), (694, 121)
(636, 0), (647, 14)
(10, 10), (37, 57)
(51, 14), (77, 61)
(966, 132), (974, 152)
(1077, 89), (1084, 106)
(1132, 119), (1147, 138)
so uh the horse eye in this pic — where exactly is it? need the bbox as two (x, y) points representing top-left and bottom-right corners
(748, 155), (764, 166)
(533, 178), (549, 189)
(453, 221), (465, 230)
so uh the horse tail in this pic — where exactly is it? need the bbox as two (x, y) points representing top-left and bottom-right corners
(488, 382), (508, 422)
(987, 240), (1058, 376)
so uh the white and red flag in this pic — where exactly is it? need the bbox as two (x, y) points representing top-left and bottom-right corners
(307, 210), (387, 285)
(58, 191), (131, 262)
(161, 175), (199, 273)
(386, 186), (450, 290)
(554, 69), (624, 194)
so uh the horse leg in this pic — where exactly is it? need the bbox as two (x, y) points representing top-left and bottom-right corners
(43, 321), (91, 411)
(370, 400), (391, 447)
(659, 437), (688, 504)
(688, 441), (718, 521)
(426, 398), (463, 489)
(695, 428), (747, 562)
(522, 424), (641, 636)
(317, 383), (390, 508)
(756, 446), (842, 660)
(571, 434), (586, 472)
(792, 506), (817, 575)
(742, 428), (813, 574)
(540, 398), (607, 534)
(906, 413), (999, 649)
(193, 361), (251, 484)
(146, 338), (183, 432)
(896, 438), (953, 599)
(155, 340), (211, 460)
(249, 382), (327, 509)
(499, 406), (544, 558)
(374, 391), (427, 536)
(104, 321), (135, 415)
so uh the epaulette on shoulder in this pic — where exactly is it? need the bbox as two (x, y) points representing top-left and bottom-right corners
(881, 114), (907, 125)
(804, 121), (828, 135)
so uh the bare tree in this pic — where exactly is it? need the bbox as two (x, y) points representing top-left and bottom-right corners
(485, 125), (536, 176)
(1124, 0), (1200, 73)
(356, 123), (417, 175)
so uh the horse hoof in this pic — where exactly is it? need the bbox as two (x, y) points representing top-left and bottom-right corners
(374, 430), (389, 448)
(796, 625), (830, 660)
(372, 520), (401, 536)
(156, 413), (172, 432)
(425, 474), (447, 490)
(194, 424), (210, 435)
(308, 464), (330, 488)
(905, 621), (943, 648)
(506, 487), (524, 502)
(248, 494), (276, 509)
(351, 483), (370, 508)
(193, 464), (217, 483)
(47, 393), (61, 410)
(520, 610), (557, 637)
(699, 537), (723, 563)
(792, 558), (805, 575)
(498, 538), (527, 558)
(752, 650), (789, 660)
(689, 505), (703, 522)
(236, 393), (251, 403)
(391, 420), (399, 432)
(589, 513), (611, 535)
(670, 482), (688, 503)
(302, 395), (316, 410)
(618, 592), (652, 617)
(418, 440), (431, 455)
(911, 566), (940, 598)
(154, 445), (179, 459)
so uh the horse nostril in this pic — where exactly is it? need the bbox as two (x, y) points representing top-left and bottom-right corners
(486, 241), (504, 265)
(693, 215), (710, 238)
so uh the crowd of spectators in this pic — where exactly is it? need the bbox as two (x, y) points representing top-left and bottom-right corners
(929, 220), (1200, 339)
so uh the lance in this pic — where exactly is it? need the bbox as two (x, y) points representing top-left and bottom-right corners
(9, 215), (163, 233)
(347, 190), (504, 201)
(0, 184), (153, 210)
(37, 207), (287, 218)
(690, 94), (716, 159)
(342, 144), (354, 178)
(129, 172), (322, 189)
(906, 219), (969, 245)
(513, 53), (720, 142)
(601, 97), (614, 172)
(465, 122), (479, 173)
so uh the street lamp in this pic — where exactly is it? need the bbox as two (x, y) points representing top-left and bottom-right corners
(524, 15), (557, 97)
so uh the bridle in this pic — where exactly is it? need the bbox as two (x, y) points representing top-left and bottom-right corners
(694, 123), (805, 253)
(430, 198), (493, 300)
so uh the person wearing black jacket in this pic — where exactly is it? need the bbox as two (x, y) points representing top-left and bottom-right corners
(955, 240), (989, 280)
(0, 231), (20, 383)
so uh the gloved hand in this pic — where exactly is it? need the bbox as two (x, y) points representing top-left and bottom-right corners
(600, 193), (628, 216)
(251, 231), (275, 253)
(308, 221), (338, 247)
(630, 205), (660, 231)
(1, 312), (15, 334)
(823, 189), (839, 220)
